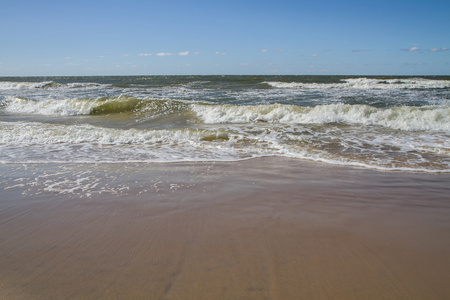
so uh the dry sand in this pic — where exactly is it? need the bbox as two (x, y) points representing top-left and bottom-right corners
(1, 158), (450, 299)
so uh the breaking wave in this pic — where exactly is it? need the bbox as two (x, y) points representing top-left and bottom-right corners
(191, 103), (450, 132)
(2, 76), (449, 171)
(1, 96), (188, 117)
(265, 78), (450, 89)
(0, 81), (103, 90)
(0, 121), (229, 145)
(2, 95), (449, 132)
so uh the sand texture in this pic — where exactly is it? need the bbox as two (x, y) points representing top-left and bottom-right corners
(1, 158), (450, 299)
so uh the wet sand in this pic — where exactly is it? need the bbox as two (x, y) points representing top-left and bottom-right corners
(1, 158), (450, 299)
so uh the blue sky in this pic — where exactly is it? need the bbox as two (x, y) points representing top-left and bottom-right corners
(1, 0), (449, 76)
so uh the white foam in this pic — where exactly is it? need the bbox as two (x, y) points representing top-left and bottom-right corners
(1, 120), (448, 172)
(0, 122), (242, 164)
(0, 81), (104, 90)
(228, 124), (450, 172)
(264, 78), (450, 90)
(1, 96), (139, 116)
(0, 121), (228, 145)
(0, 81), (54, 90)
(191, 103), (450, 132)
(2, 96), (91, 116)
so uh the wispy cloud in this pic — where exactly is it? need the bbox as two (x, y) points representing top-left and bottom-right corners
(156, 52), (174, 56)
(260, 49), (269, 53)
(312, 53), (318, 57)
(401, 47), (420, 52)
(275, 49), (284, 53)
(430, 47), (448, 52)
(215, 51), (226, 55)
(140, 51), (192, 57)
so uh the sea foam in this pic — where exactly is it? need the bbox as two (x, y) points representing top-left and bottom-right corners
(1, 96), (188, 117)
(0, 121), (229, 145)
(264, 78), (450, 89)
(0, 81), (103, 90)
(191, 103), (450, 132)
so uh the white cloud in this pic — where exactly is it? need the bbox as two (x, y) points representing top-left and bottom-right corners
(156, 52), (174, 56)
(430, 47), (448, 52)
(194, 52), (201, 55)
(402, 47), (420, 52)
(312, 53), (318, 57)
(260, 49), (269, 53)
(140, 51), (192, 57)
(215, 51), (226, 55)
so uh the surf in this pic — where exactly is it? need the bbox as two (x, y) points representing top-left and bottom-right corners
(264, 77), (450, 90)
(191, 103), (450, 132)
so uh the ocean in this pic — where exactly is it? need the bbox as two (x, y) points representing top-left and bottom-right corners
(1, 75), (449, 172)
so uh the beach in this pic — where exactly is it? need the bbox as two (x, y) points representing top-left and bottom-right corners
(1, 157), (450, 299)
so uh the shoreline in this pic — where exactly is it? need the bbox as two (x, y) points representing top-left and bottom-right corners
(2, 155), (449, 174)
(1, 157), (450, 299)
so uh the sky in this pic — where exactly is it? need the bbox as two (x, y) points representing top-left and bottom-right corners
(1, 0), (449, 76)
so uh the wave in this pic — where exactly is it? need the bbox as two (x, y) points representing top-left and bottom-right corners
(90, 97), (187, 116)
(1, 120), (448, 172)
(1, 96), (188, 117)
(2, 96), (91, 116)
(0, 81), (54, 90)
(191, 103), (450, 132)
(264, 78), (450, 90)
(0, 121), (237, 164)
(0, 81), (103, 90)
(3, 95), (449, 132)
(0, 122), (230, 145)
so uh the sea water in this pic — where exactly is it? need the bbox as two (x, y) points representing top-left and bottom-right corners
(0, 75), (449, 172)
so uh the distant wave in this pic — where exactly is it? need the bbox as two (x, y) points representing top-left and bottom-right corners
(264, 78), (450, 89)
(0, 81), (104, 90)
